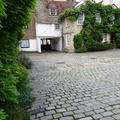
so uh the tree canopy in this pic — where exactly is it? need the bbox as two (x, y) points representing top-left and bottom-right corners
(0, 0), (36, 119)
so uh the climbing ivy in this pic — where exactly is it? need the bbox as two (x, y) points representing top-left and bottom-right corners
(59, 0), (120, 52)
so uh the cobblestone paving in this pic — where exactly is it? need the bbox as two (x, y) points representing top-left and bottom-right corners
(28, 49), (120, 120)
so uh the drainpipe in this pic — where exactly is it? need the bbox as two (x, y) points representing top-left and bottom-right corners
(61, 22), (64, 51)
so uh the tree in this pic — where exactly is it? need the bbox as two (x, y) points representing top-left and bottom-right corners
(0, 0), (36, 119)
(0, 0), (6, 28)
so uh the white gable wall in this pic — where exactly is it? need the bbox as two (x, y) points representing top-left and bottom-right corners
(36, 23), (61, 38)
(76, 0), (120, 8)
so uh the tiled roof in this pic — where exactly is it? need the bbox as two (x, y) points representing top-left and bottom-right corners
(46, 0), (78, 14)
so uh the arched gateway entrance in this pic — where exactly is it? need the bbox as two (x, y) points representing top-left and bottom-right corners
(36, 37), (62, 53)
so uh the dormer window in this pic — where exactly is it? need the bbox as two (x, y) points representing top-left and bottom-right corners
(96, 13), (101, 23)
(50, 8), (57, 16)
(77, 14), (85, 25)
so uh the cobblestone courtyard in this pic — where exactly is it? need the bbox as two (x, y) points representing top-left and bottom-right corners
(29, 49), (120, 120)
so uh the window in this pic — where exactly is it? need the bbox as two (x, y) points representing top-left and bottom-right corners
(96, 13), (101, 23)
(102, 33), (108, 43)
(77, 14), (85, 25)
(25, 25), (29, 29)
(55, 24), (60, 30)
(65, 19), (71, 27)
(112, 16), (115, 24)
(66, 34), (71, 46)
(20, 40), (30, 48)
(24, 25), (29, 30)
(50, 8), (57, 16)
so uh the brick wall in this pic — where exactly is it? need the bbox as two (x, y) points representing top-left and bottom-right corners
(23, 15), (36, 40)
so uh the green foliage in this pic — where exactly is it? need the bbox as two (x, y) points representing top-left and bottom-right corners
(3, 105), (29, 120)
(115, 33), (120, 48)
(104, 42), (113, 49)
(0, 62), (34, 120)
(86, 41), (113, 51)
(75, 48), (87, 53)
(59, 8), (79, 22)
(0, 109), (7, 120)
(74, 34), (83, 49)
(59, 0), (120, 52)
(92, 31), (103, 42)
(17, 52), (33, 69)
(14, 65), (35, 108)
(0, 62), (19, 103)
(0, 0), (6, 28)
(0, 0), (36, 119)
(0, 0), (6, 16)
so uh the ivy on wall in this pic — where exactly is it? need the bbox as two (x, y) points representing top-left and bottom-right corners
(59, 0), (120, 52)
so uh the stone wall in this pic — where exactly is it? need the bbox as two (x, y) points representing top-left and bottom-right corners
(62, 19), (83, 51)
(36, 0), (58, 24)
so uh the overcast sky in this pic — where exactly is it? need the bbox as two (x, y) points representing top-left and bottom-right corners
(54, 0), (120, 8)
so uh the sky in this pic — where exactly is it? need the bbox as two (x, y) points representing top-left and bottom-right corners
(53, 0), (120, 8)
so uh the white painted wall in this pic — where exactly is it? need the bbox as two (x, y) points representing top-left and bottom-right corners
(20, 39), (37, 52)
(112, 0), (120, 8)
(36, 23), (61, 38)
(51, 38), (62, 51)
(37, 37), (42, 53)
(107, 34), (111, 42)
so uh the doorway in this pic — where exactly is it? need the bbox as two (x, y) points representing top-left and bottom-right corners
(41, 39), (51, 51)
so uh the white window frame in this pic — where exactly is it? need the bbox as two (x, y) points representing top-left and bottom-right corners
(77, 14), (85, 25)
(20, 40), (30, 48)
(55, 24), (60, 30)
(112, 15), (115, 24)
(65, 19), (69, 27)
(96, 13), (101, 23)
(102, 33), (108, 43)
(50, 8), (57, 16)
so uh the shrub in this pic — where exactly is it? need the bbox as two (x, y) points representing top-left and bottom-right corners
(116, 44), (120, 48)
(16, 52), (33, 69)
(0, 62), (34, 120)
(88, 42), (104, 51)
(85, 37), (95, 51)
(0, 109), (7, 120)
(74, 34), (83, 50)
(86, 41), (113, 51)
(0, 62), (19, 104)
(15, 65), (34, 108)
(92, 31), (103, 42)
(0, 0), (36, 119)
(115, 33), (120, 48)
(75, 47), (87, 53)
(103, 42), (113, 49)
(10, 63), (35, 108)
